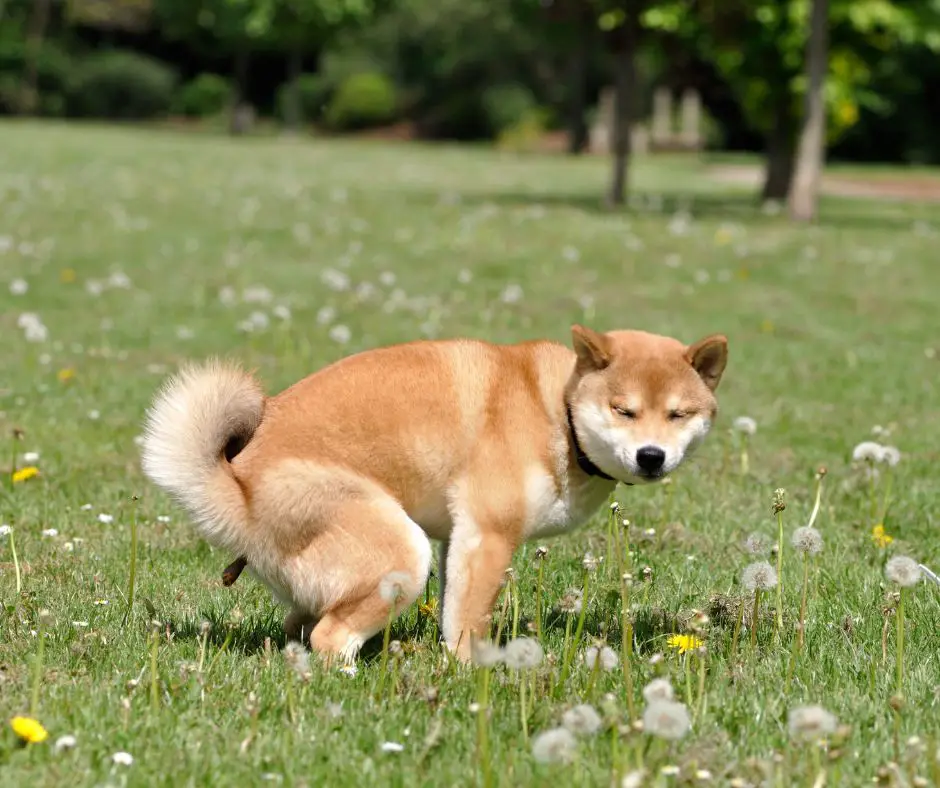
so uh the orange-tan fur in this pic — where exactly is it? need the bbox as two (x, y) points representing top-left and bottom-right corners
(141, 326), (727, 662)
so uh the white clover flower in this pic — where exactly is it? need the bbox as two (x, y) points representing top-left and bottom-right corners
(97, 514), (114, 524)
(622, 770), (648, 788)
(41, 528), (58, 538)
(54, 734), (77, 753)
(885, 556), (922, 588)
(642, 678), (674, 704)
(733, 416), (757, 435)
(742, 561), (778, 592)
(642, 700), (691, 740)
(378, 571), (412, 603)
(583, 645), (619, 672)
(561, 704), (602, 736)
(787, 705), (838, 743)
(111, 751), (134, 766)
(791, 526), (823, 556)
(503, 637), (544, 670)
(531, 727), (578, 763)
(380, 741), (404, 753)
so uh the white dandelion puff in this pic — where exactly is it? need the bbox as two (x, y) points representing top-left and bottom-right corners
(111, 751), (134, 766)
(470, 639), (505, 668)
(500, 283), (524, 304)
(380, 741), (404, 753)
(378, 571), (412, 603)
(583, 645), (619, 672)
(732, 416), (757, 435)
(0, 525), (11, 538)
(791, 526), (823, 556)
(742, 561), (778, 592)
(41, 528), (58, 538)
(282, 641), (310, 678)
(878, 445), (901, 466)
(787, 705), (838, 743)
(642, 678), (674, 704)
(316, 306), (336, 325)
(622, 770), (648, 788)
(744, 532), (770, 555)
(97, 513), (113, 524)
(643, 700), (691, 740)
(503, 637), (544, 670)
(328, 324), (351, 344)
(531, 727), (578, 763)
(54, 734), (77, 752)
(561, 704), (603, 736)
(885, 556), (922, 588)
(558, 588), (583, 615)
(852, 441), (882, 462)
(9, 278), (28, 295)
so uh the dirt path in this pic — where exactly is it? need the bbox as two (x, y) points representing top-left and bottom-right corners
(710, 164), (940, 203)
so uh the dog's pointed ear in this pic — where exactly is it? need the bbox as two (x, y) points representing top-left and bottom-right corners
(685, 334), (728, 391)
(571, 324), (612, 370)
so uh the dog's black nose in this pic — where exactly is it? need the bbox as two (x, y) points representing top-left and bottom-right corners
(636, 445), (666, 474)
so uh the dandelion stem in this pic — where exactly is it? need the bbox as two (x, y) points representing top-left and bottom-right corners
(476, 666), (493, 788)
(29, 613), (46, 716)
(740, 434), (749, 475)
(285, 670), (296, 722)
(896, 587), (905, 699)
(534, 560), (544, 640)
(616, 523), (636, 720)
(684, 653), (693, 708)
(750, 590), (761, 652)
(124, 496), (139, 625)
(510, 572), (520, 640)
(9, 528), (21, 595)
(375, 602), (396, 701)
(519, 668), (528, 741)
(807, 473), (825, 530)
(730, 596), (744, 663)
(775, 509), (784, 635)
(557, 568), (590, 692)
(798, 555), (809, 652)
(149, 625), (160, 713)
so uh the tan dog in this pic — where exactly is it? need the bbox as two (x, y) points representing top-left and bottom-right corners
(141, 326), (727, 662)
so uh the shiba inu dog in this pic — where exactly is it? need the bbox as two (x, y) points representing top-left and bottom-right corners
(141, 325), (727, 662)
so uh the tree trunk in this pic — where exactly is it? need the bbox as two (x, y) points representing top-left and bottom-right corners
(230, 47), (252, 136)
(21, 0), (52, 115)
(761, 105), (797, 201)
(566, 3), (593, 154)
(283, 45), (303, 133)
(788, 0), (829, 221)
(608, 22), (638, 206)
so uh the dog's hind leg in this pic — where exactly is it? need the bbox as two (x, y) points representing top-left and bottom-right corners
(289, 495), (432, 664)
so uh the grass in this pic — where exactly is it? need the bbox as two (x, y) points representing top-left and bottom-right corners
(1, 120), (939, 786)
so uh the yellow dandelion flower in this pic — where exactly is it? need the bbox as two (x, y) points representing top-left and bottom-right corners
(667, 634), (703, 654)
(872, 524), (894, 548)
(11, 466), (39, 484)
(418, 598), (438, 618)
(60, 268), (76, 283)
(713, 228), (733, 246)
(10, 716), (48, 744)
(57, 368), (76, 383)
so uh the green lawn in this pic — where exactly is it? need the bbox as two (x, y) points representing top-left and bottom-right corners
(1, 121), (938, 787)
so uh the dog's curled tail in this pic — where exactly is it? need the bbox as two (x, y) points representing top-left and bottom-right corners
(141, 360), (264, 550)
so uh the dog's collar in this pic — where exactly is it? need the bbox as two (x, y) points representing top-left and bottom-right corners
(565, 405), (616, 482)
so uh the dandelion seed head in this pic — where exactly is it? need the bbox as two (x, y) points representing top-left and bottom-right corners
(787, 705), (838, 743)
(744, 532), (770, 555)
(583, 645), (619, 672)
(622, 770), (648, 788)
(503, 637), (544, 670)
(378, 571), (411, 603)
(328, 324), (351, 344)
(661, 765), (681, 776)
(531, 727), (578, 763)
(642, 700), (691, 740)
(885, 556), (922, 588)
(852, 441), (883, 462)
(742, 560), (778, 592)
(582, 552), (602, 572)
(791, 526), (823, 556)
(54, 734), (77, 752)
(561, 704), (603, 736)
(111, 751), (134, 766)
(642, 678), (674, 704)
(534, 545), (549, 560)
(282, 641), (310, 678)
(380, 741), (404, 753)
(470, 639), (505, 668)
(733, 416), (757, 435)
(0, 524), (13, 537)
(879, 445), (901, 466)
(558, 588), (583, 615)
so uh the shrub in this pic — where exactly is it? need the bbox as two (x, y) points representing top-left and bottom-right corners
(276, 74), (331, 124)
(496, 107), (551, 153)
(324, 72), (397, 131)
(0, 39), (73, 116)
(68, 51), (177, 120)
(175, 73), (232, 118)
(482, 83), (537, 137)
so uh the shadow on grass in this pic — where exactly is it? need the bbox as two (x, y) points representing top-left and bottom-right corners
(407, 186), (934, 232)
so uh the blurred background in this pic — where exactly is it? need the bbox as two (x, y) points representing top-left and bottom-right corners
(2, 0), (940, 216)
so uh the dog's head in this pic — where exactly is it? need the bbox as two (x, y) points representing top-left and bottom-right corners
(566, 325), (728, 484)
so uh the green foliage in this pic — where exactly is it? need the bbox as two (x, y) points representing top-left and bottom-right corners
(496, 106), (551, 153)
(0, 38), (73, 116)
(276, 73), (331, 123)
(481, 83), (538, 136)
(175, 73), (233, 117)
(324, 70), (397, 130)
(67, 51), (178, 119)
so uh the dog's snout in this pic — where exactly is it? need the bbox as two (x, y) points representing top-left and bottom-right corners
(636, 445), (666, 474)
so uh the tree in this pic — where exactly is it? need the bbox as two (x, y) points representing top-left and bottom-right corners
(788, 0), (829, 220)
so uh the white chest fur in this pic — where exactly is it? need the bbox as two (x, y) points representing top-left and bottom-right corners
(522, 465), (613, 540)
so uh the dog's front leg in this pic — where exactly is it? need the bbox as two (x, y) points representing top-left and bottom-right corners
(441, 518), (515, 662)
